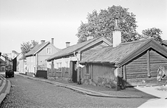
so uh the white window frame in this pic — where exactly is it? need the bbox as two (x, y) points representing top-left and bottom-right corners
(46, 47), (52, 54)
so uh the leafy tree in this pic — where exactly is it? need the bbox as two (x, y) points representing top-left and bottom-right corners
(141, 28), (162, 42)
(21, 40), (38, 54)
(77, 5), (138, 43)
(31, 40), (39, 48)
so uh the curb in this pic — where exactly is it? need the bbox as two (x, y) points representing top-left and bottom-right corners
(0, 76), (11, 104)
(17, 73), (144, 98)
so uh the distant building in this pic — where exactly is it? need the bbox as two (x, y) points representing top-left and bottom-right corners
(17, 53), (26, 74)
(25, 38), (60, 78)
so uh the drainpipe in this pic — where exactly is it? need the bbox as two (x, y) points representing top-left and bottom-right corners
(77, 52), (81, 84)
(114, 67), (119, 90)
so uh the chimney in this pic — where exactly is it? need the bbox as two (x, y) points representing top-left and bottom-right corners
(113, 17), (121, 47)
(66, 42), (70, 48)
(51, 38), (54, 45)
(87, 36), (93, 40)
(41, 40), (45, 43)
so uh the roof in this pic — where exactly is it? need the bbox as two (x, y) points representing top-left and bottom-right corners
(47, 37), (112, 61)
(18, 53), (26, 60)
(0, 57), (5, 63)
(80, 39), (167, 67)
(162, 40), (167, 46)
(25, 42), (50, 57)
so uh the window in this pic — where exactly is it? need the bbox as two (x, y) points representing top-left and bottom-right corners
(66, 61), (69, 72)
(57, 62), (62, 72)
(46, 48), (52, 54)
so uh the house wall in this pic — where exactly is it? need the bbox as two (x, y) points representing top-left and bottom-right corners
(26, 56), (36, 74)
(38, 44), (59, 70)
(17, 59), (26, 74)
(124, 49), (167, 86)
(125, 51), (147, 79)
(82, 64), (116, 88)
(150, 49), (167, 76)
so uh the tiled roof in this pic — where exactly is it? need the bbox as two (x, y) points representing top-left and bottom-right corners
(81, 39), (167, 67)
(47, 37), (112, 61)
(25, 42), (50, 57)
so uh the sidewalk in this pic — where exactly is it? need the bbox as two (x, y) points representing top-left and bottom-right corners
(0, 73), (11, 104)
(136, 85), (167, 108)
(17, 72), (158, 99)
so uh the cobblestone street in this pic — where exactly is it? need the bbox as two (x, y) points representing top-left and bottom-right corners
(0, 75), (148, 108)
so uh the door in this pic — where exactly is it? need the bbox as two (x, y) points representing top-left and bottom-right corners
(71, 61), (77, 83)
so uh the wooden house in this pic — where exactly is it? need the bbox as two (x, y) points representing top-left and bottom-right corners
(17, 53), (27, 74)
(80, 38), (167, 89)
(47, 37), (112, 82)
(25, 38), (60, 78)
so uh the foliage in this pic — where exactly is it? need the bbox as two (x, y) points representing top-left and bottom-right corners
(21, 40), (39, 54)
(31, 40), (39, 48)
(77, 5), (138, 43)
(141, 28), (162, 42)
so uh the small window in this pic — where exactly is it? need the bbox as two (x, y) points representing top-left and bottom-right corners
(66, 61), (68, 72)
(46, 48), (52, 54)
(57, 62), (62, 72)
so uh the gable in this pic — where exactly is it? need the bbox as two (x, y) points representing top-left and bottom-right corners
(25, 42), (50, 57)
(38, 43), (59, 56)
(79, 37), (112, 53)
(117, 40), (167, 67)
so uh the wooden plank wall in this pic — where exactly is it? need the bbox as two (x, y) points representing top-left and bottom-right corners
(125, 49), (167, 80)
(150, 50), (167, 77)
(125, 51), (147, 79)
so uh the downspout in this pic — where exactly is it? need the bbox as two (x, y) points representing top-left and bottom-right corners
(114, 64), (125, 90)
(114, 66), (119, 90)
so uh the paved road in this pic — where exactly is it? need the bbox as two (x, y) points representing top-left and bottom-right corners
(0, 75), (149, 108)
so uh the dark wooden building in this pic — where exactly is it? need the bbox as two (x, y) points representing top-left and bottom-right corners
(80, 39), (167, 88)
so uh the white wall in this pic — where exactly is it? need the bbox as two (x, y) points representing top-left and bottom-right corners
(26, 56), (36, 73)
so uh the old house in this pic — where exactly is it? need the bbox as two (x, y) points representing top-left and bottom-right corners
(47, 37), (112, 82)
(80, 38), (167, 89)
(25, 38), (60, 78)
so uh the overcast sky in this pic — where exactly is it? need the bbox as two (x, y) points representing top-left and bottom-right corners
(0, 0), (167, 53)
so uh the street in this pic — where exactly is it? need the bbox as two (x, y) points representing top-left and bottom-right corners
(0, 75), (148, 108)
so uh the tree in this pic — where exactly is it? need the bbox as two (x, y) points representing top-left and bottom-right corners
(141, 28), (162, 42)
(21, 40), (39, 54)
(31, 40), (39, 48)
(77, 5), (138, 43)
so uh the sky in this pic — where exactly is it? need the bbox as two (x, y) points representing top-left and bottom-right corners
(0, 0), (167, 53)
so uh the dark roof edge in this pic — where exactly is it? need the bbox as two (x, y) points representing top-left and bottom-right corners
(80, 61), (115, 65)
